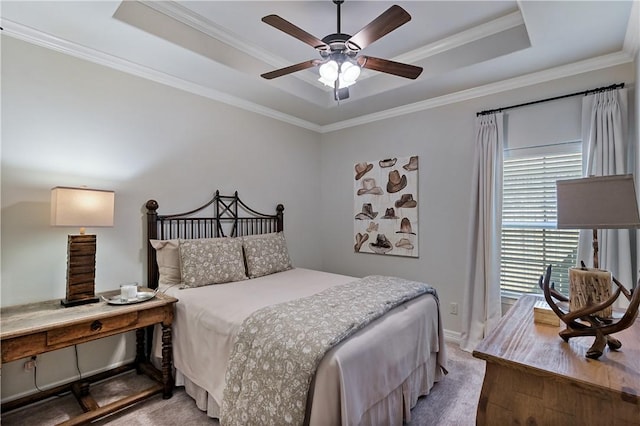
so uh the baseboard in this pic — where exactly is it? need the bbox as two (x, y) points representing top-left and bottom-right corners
(443, 329), (462, 344)
(0, 357), (136, 404)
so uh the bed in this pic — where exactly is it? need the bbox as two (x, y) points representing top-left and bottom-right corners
(145, 191), (447, 425)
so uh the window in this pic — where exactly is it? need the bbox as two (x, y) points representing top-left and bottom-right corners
(500, 145), (582, 297)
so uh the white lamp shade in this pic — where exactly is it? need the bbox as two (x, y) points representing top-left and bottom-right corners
(341, 62), (361, 83)
(556, 174), (640, 229)
(51, 186), (115, 227)
(319, 60), (339, 82)
(338, 75), (355, 89)
(318, 75), (336, 87)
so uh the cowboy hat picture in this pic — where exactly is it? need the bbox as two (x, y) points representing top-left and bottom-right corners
(355, 203), (378, 220)
(354, 233), (369, 252)
(395, 238), (414, 250)
(357, 178), (384, 196)
(379, 158), (397, 168)
(353, 155), (418, 258)
(369, 234), (393, 254)
(395, 193), (417, 208)
(396, 217), (416, 235)
(387, 170), (407, 193)
(382, 207), (399, 219)
(403, 156), (418, 171)
(354, 162), (373, 180)
(366, 222), (379, 232)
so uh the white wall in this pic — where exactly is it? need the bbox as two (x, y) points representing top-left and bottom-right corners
(1, 37), (322, 400)
(319, 64), (635, 335)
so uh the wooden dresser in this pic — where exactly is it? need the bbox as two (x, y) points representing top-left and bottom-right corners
(1, 290), (177, 425)
(473, 294), (639, 426)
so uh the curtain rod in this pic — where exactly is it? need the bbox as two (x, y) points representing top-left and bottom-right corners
(476, 82), (625, 117)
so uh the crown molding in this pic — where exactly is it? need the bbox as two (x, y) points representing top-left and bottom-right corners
(396, 11), (524, 65)
(1, 19), (322, 133)
(1, 18), (633, 135)
(142, 1), (270, 64)
(320, 51), (634, 133)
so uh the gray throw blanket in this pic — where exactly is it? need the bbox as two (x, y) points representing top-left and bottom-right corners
(220, 275), (437, 426)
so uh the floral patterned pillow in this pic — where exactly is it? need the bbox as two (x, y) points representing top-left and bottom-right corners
(243, 232), (293, 278)
(179, 238), (247, 287)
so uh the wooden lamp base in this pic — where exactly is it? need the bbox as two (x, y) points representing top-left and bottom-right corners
(61, 295), (99, 307)
(61, 234), (99, 307)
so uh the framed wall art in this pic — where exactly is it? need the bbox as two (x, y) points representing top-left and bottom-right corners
(353, 155), (418, 257)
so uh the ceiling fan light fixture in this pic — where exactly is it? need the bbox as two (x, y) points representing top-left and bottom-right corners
(319, 58), (361, 89)
(318, 75), (336, 87)
(340, 61), (360, 84)
(338, 75), (354, 89)
(319, 60), (339, 85)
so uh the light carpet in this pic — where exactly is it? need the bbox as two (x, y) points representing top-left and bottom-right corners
(1, 342), (485, 425)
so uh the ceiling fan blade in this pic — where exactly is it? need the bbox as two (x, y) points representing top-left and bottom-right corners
(346, 5), (411, 51)
(261, 59), (321, 80)
(357, 56), (423, 80)
(262, 15), (329, 51)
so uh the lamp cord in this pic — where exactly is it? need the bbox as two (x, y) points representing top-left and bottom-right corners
(32, 360), (44, 392)
(29, 348), (82, 396)
(74, 345), (83, 380)
(33, 345), (82, 396)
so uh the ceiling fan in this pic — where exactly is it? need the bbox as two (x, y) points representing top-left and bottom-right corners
(260, 0), (423, 101)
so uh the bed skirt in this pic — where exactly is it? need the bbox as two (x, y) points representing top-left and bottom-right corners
(173, 351), (443, 425)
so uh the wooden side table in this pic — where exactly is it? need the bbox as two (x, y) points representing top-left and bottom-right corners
(1, 290), (177, 425)
(473, 294), (639, 426)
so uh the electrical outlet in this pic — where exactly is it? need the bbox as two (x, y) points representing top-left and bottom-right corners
(450, 302), (458, 315)
(23, 357), (36, 372)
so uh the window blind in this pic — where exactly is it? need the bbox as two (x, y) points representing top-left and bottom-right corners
(501, 150), (583, 296)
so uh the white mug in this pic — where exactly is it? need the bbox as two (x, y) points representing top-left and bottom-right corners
(120, 283), (138, 302)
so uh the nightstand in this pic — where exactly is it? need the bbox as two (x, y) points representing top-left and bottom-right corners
(473, 294), (639, 425)
(1, 289), (177, 425)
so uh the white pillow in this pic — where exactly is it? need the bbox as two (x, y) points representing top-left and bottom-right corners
(179, 238), (247, 287)
(149, 239), (181, 285)
(242, 232), (293, 278)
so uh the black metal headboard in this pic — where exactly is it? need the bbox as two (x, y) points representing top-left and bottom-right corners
(145, 191), (284, 289)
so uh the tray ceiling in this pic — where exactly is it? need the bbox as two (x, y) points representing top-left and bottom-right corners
(1, 1), (637, 132)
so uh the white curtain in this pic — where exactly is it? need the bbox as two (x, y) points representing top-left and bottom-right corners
(577, 88), (634, 290)
(460, 113), (504, 352)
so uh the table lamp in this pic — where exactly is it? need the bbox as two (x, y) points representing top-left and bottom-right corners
(540, 174), (640, 359)
(51, 186), (115, 307)
(557, 174), (640, 315)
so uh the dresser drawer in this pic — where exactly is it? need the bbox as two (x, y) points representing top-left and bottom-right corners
(47, 312), (139, 346)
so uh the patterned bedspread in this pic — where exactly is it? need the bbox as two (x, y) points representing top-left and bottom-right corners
(220, 275), (438, 426)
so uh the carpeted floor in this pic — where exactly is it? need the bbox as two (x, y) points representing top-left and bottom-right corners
(1, 342), (485, 425)
(407, 342), (485, 425)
